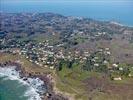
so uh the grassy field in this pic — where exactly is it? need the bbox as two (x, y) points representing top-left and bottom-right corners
(55, 61), (133, 100)
(56, 62), (107, 100)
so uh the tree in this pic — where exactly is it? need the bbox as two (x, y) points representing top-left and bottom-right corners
(57, 59), (65, 71)
(120, 67), (130, 77)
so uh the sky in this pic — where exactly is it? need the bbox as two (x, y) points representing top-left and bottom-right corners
(1, 0), (133, 2)
(1, 0), (133, 6)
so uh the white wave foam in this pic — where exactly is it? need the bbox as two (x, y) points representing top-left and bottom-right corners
(0, 66), (45, 100)
(0, 66), (20, 78)
(110, 21), (123, 26)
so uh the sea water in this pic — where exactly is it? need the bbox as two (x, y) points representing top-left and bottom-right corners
(0, 76), (30, 100)
(0, 66), (45, 100)
(0, 1), (133, 26)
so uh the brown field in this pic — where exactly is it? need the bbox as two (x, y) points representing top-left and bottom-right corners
(84, 76), (133, 100)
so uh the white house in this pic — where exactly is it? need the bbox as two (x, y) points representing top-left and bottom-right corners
(113, 77), (122, 81)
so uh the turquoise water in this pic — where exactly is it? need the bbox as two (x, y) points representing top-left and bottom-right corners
(1, 1), (133, 26)
(0, 67), (44, 100)
(0, 76), (29, 100)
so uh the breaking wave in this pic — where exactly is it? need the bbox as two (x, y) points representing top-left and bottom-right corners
(0, 66), (46, 100)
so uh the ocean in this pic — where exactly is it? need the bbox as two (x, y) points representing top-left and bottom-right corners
(0, 76), (30, 100)
(0, 66), (45, 100)
(0, 1), (133, 26)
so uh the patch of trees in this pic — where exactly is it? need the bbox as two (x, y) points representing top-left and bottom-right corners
(57, 59), (75, 71)
(83, 59), (108, 73)
(119, 67), (130, 77)
(82, 52), (108, 73)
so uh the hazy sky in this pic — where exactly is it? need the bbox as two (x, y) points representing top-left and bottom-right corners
(1, 0), (132, 6)
(1, 0), (133, 2)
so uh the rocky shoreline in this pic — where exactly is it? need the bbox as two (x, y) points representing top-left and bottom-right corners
(0, 61), (68, 100)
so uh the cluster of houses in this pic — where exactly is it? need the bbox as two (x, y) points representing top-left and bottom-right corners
(111, 63), (133, 80)
(0, 39), (95, 69)
(0, 37), (133, 81)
